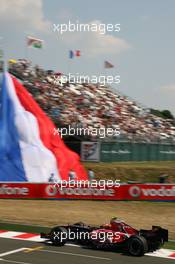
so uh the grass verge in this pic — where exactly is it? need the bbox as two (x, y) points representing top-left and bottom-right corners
(83, 161), (175, 182)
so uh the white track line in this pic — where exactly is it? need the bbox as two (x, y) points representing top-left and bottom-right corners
(0, 259), (31, 264)
(0, 248), (28, 257)
(40, 249), (112, 261)
(66, 243), (80, 247)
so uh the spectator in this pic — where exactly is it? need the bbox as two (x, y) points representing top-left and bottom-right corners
(158, 174), (168, 183)
(8, 59), (175, 143)
(88, 168), (95, 181)
(68, 169), (77, 181)
(48, 173), (56, 183)
(167, 175), (174, 183)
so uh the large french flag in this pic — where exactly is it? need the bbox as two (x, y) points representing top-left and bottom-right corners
(0, 73), (87, 182)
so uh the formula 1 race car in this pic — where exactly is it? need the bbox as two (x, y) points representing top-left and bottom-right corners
(40, 218), (168, 257)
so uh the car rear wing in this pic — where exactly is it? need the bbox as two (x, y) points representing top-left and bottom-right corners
(152, 226), (168, 242)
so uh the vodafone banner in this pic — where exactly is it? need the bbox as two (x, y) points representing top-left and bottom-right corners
(0, 183), (175, 201)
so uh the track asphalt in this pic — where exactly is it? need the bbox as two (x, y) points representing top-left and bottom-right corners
(0, 237), (174, 264)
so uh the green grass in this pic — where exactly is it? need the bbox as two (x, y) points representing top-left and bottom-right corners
(83, 161), (175, 182)
(0, 221), (50, 234)
(164, 241), (175, 250)
(0, 221), (174, 250)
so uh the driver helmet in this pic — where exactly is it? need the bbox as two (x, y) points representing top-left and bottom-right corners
(110, 217), (122, 224)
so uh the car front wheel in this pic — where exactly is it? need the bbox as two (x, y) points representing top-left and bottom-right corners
(50, 226), (68, 246)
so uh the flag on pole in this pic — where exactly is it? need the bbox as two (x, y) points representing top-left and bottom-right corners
(69, 50), (74, 59)
(27, 36), (43, 49)
(104, 60), (114, 68)
(69, 50), (81, 59)
(75, 50), (81, 57)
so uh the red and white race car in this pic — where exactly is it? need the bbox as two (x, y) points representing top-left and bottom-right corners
(41, 217), (168, 256)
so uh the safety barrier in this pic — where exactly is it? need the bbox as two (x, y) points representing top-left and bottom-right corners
(0, 183), (174, 201)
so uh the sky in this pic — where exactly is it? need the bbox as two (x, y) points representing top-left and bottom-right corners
(0, 0), (175, 113)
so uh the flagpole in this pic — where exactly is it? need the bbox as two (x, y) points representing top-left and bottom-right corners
(104, 61), (114, 87)
(68, 50), (73, 80)
(67, 51), (70, 79)
(0, 37), (5, 72)
(25, 36), (29, 61)
(103, 61), (107, 85)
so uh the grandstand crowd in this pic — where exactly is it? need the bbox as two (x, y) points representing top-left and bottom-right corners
(8, 59), (175, 142)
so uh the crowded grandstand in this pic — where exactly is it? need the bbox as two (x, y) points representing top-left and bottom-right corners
(9, 59), (175, 143)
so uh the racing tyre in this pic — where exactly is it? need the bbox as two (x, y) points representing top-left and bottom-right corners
(127, 235), (148, 256)
(50, 226), (68, 246)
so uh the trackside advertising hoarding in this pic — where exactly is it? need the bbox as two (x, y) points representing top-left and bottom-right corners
(0, 183), (175, 201)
